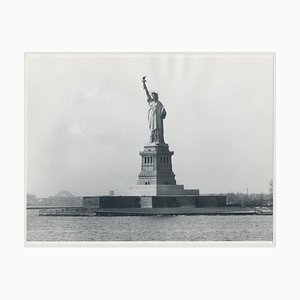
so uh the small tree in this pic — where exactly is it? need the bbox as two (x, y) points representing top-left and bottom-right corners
(269, 179), (273, 198)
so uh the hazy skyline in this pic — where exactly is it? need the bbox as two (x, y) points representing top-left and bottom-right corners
(26, 53), (274, 198)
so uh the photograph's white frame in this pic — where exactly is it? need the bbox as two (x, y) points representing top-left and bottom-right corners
(2, 1), (299, 300)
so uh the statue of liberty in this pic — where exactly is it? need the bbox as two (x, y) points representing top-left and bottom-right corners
(142, 76), (166, 144)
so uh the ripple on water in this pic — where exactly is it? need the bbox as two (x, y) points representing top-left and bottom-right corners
(26, 210), (273, 242)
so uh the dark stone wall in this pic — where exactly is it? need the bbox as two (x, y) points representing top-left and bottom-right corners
(152, 196), (178, 208)
(196, 196), (227, 207)
(152, 196), (226, 208)
(175, 196), (197, 207)
(100, 196), (140, 208)
(83, 196), (141, 209)
(83, 195), (227, 209)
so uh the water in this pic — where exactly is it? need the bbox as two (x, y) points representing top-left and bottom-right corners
(26, 210), (273, 241)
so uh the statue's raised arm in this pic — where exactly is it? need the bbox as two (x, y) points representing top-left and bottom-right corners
(142, 76), (151, 100)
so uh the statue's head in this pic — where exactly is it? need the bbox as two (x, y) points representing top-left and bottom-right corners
(151, 92), (159, 101)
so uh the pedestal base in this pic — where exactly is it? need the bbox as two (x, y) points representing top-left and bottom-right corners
(126, 184), (199, 196)
(83, 195), (227, 209)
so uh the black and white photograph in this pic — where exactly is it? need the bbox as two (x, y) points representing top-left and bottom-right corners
(25, 53), (274, 244)
(3, 1), (300, 300)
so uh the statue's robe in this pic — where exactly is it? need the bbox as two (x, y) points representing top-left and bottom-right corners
(147, 98), (166, 143)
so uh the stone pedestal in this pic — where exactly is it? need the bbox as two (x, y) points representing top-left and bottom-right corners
(130, 142), (200, 197)
(137, 143), (176, 185)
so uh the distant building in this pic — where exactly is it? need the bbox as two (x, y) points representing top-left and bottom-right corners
(27, 191), (83, 207)
(26, 193), (37, 205)
(54, 190), (75, 198)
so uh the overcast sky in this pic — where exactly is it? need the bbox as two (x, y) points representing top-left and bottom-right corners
(26, 53), (274, 197)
